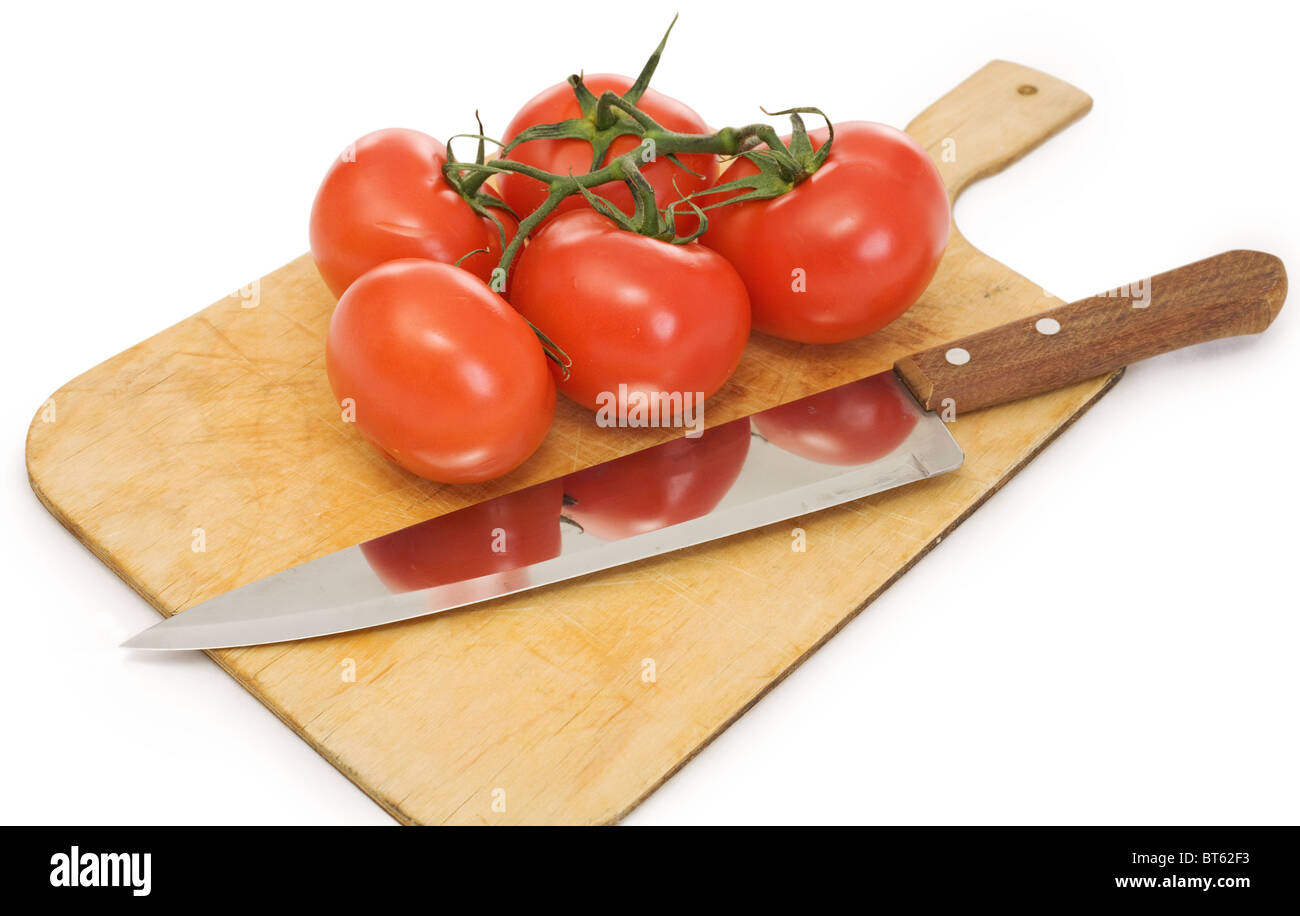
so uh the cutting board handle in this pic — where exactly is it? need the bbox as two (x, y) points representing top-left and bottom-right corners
(895, 250), (1288, 413)
(906, 60), (1094, 200)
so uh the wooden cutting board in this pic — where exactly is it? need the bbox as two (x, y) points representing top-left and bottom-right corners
(26, 60), (1117, 824)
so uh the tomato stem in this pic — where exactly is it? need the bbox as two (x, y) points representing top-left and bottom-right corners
(440, 16), (834, 288)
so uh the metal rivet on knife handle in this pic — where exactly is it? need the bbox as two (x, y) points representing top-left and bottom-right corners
(893, 249), (1287, 414)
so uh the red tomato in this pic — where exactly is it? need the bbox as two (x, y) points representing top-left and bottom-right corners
(703, 121), (949, 344)
(563, 418), (752, 540)
(310, 128), (516, 298)
(360, 479), (564, 593)
(499, 75), (715, 228)
(509, 210), (751, 412)
(752, 374), (919, 465)
(326, 259), (555, 483)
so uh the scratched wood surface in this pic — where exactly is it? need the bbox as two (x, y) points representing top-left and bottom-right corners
(27, 61), (1118, 824)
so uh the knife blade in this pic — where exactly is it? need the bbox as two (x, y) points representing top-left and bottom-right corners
(123, 249), (1286, 650)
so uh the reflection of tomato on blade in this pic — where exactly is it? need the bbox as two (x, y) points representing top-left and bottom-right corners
(752, 374), (918, 466)
(563, 418), (752, 541)
(360, 479), (564, 594)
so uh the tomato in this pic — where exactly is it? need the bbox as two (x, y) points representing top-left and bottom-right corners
(309, 128), (515, 298)
(702, 121), (949, 344)
(563, 418), (752, 540)
(509, 210), (750, 412)
(361, 479), (564, 593)
(499, 75), (715, 228)
(752, 374), (919, 466)
(326, 259), (555, 483)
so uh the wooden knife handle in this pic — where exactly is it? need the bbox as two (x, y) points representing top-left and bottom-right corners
(894, 250), (1287, 414)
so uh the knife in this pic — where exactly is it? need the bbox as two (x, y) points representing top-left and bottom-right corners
(123, 249), (1286, 650)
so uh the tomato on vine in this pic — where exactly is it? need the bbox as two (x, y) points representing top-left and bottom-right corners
(509, 210), (751, 413)
(702, 121), (949, 344)
(326, 259), (555, 484)
(311, 17), (958, 487)
(310, 128), (515, 298)
(498, 75), (715, 229)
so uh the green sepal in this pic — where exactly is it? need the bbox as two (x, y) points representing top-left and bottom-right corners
(664, 178), (709, 244)
(624, 14), (678, 105)
(760, 106), (835, 172)
(568, 73), (599, 117)
(500, 117), (596, 156)
(665, 152), (705, 179)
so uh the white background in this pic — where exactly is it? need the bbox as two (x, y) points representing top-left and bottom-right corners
(1, 0), (1296, 825)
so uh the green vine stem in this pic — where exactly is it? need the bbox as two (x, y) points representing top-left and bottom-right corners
(442, 16), (835, 285)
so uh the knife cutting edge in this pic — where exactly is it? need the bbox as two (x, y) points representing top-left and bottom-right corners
(122, 249), (1286, 650)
